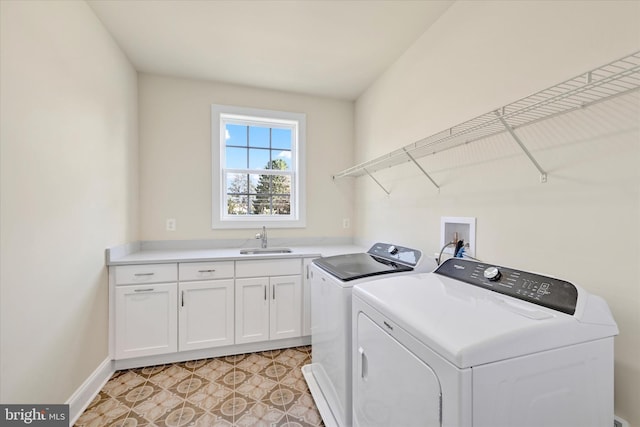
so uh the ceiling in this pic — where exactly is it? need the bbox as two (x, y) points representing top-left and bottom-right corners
(87, 0), (453, 100)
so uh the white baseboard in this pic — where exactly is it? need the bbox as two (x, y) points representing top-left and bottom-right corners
(113, 336), (310, 370)
(66, 357), (115, 426)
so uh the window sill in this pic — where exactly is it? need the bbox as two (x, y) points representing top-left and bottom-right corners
(212, 217), (306, 230)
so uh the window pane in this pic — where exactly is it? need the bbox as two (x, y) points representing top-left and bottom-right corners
(248, 194), (261, 215)
(226, 172), (291, 217)
(252, 194), (271, 215)
(248, 174), (260, 191)
(248, 126), (270, 148)
(225, 147), (247, 168)
(226, 124), (247, 146)
(272, 195), (291, 214)
(254, 174), (271, 197)
(226, 173), (249, 194)
(249, 148), (270, 169)
(271, 128), (291, 150)
(226, 173), (250, 215)
(272, 174), (291, 195)
(226, 194), (248, 215)
(272, 152), (291, 170)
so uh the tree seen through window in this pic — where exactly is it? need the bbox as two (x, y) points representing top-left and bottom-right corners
(224, 124), (292, 216)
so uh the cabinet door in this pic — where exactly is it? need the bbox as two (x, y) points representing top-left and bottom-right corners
(179, 279), (234, 351)
(270, 275), (302, 340)
(115, 283), (177, 359)
(235, 277), (269, 344)
(302, 258), (318, 336)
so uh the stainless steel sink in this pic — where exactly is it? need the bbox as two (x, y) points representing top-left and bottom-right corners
(239, 247), (293, 255)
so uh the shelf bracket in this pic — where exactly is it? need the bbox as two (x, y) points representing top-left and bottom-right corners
(495, 111), (548, 183)
(364, 168), (390, 195)
(403, 148), (440, 190)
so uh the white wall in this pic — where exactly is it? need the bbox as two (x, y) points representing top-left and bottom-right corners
(354, 0), (640, 424)
(0, 0), (138, 403)
(138, 74), (354, 241)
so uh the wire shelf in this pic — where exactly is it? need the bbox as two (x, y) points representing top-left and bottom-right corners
(333, 50), (640, 185)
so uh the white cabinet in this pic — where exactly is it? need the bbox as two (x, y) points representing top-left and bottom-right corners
(179, 279), (234, 351)
(270, 275), (302, 340)
(235, 275), (302, 344)
(178, 261), (235, 351)
(235, 277), (270, 344)
(115, 282), (178, 359)
(111, 256), (310, 363)
(302, 257), (318, 336)
(235, 258), (302, 344)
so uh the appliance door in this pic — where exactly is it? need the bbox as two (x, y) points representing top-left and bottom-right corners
(354, 312), (442, 427)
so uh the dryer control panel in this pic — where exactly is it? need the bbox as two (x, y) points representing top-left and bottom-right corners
(435, 258), (578, 315)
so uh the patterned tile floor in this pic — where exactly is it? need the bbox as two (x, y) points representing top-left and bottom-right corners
(75, 346), (324, 427)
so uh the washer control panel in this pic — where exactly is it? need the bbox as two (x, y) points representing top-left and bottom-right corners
(435, 258), (578, 315)
(368, 243), (422, 267)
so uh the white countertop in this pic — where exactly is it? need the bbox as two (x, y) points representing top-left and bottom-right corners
(106, 240), (366, 266)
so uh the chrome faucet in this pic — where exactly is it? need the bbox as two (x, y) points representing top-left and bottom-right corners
(255, 226), (268, 248)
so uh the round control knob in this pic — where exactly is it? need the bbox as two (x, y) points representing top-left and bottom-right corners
(388, 245), (399, 255)
(483, 266), (502, 281)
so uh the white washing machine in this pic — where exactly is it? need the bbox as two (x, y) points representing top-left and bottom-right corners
(352, 258), (619, 427)
(302, 243), (434, 427)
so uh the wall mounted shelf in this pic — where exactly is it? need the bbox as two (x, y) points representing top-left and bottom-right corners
(333, 50), (640, 192)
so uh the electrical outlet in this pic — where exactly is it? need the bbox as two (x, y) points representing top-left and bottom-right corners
(440, 216), (476, 257)
(166, 218), (176, 231)
(343, 218), (350, 229)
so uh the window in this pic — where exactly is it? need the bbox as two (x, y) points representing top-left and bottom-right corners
(212, 104), (306, 229)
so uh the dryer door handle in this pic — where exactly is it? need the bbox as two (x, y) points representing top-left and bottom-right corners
(359, 347), (368, 379)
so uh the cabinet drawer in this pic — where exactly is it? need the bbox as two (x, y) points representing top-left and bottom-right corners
(114, 263), (177, 285)
(179, 261), (234, 281)
(236, 258), (301, 278)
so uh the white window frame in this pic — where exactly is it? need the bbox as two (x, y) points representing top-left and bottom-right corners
(212, 104), (306, 229)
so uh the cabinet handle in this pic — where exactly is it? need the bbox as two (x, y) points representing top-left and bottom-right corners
(181, 291), (185, 307)
(264, 285), (267, 301)
(272, 284), (275, 300)
(134, 272), (155, 276)
(134, 288), (154, 292)
(198, 269), (216, 273)
(306, 265), (309, 279)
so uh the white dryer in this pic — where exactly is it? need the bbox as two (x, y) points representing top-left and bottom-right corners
(352, 258), (618, 427)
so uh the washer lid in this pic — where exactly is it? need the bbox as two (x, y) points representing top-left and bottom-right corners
(353, 272), (618, 368)
(312, 242), (421, 281)
(313, 252), (413, 281)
